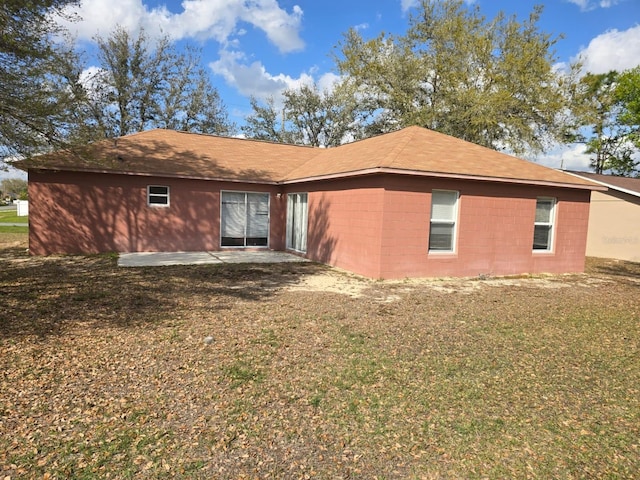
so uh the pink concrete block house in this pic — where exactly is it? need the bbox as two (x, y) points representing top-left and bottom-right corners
(17, 126), (602, 279)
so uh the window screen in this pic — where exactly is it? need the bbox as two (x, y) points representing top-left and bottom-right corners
(533, 197), (555, 251)
(429, 190), (458, 252)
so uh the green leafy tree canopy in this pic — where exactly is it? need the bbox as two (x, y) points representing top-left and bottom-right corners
(571, 67), (640, 176)
(0, 0), (80, 164)
(335, 0), (567, 156)
(1, 177), (28, 199)
(74, 26), (235, 140)
(242, 80), (375, 147)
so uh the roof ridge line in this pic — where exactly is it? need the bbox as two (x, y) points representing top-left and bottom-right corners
(386, 127), (419, 167)
(172, 129), (318, 149)
(282, 146), (332, 181)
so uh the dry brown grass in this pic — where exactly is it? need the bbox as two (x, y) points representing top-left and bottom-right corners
(1, 233), (639, 479)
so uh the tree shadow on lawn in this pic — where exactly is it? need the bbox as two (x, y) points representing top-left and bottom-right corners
(0, 248), (328, 339)
(585, 257), (640, 285)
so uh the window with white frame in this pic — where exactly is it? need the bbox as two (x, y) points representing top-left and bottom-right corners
(221, 191), (270, 247)
(533, 197), (556, 251)
(429, 190), (458, 252)
(147, 185), (170, 206)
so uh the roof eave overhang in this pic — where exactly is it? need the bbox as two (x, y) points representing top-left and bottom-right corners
(282, 167), (607, 191)
(25, 166), (280, 185)
(563, 171), (640, 197)
(23, 164), (605, 191)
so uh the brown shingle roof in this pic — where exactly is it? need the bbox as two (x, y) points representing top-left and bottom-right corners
(282, 126), (598, 188)
(16, 126), (600, 189)
(17, 129), (318, 183)
(565, 171), (640, 196)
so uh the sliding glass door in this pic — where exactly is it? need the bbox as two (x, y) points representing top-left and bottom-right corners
(286, 193), (308, 252)
(221, 191), (270, 247)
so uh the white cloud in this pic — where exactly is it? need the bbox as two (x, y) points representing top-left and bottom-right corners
(59, 0), (304, 53)
(210, 50), (304, 100)
(566, 0), (590, 9)
(209, 50), (341, 105)
(534, 143), (592, 171)
(316, 72), (342, 93)
(243, 4), (304, 53)
(566, 0), (620, 11)
(576, 25), (640, 73)
(400, 0), (419, 12)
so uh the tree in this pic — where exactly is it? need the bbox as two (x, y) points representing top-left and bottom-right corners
(614, 66), (640, 175)
(157, 46), (233, 135)
(335, 0), (567, 156)
(572, 71), (626, 174)
(0, 0), (80, 164)
(570, 68), (640, 176)
(242, 80), (373, 147)
(1, 178), (28, 200)
(242, 96), (291, 143)
(284, 81), (374, 147)
(77, 26), (235, 139)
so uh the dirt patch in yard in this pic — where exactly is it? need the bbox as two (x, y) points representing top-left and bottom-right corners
(0, 232), (28, 250)
(286, 263), (614, 299)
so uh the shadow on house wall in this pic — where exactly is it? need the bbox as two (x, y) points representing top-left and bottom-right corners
(305, 195), (337, 265)
(28, 138), (276, 255)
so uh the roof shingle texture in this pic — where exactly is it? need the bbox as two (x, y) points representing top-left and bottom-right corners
(18, 126), (598, 188)
(566, 171), (640, 195)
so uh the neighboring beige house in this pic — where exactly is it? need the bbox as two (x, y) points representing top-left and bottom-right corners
(567, 171), (640, 262)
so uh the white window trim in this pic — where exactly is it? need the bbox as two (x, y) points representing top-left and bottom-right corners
(533, 197), (556, 253)
(428, 189), (459, 254)
(147, 185), (170, 207)
(220, 190), (270, 248)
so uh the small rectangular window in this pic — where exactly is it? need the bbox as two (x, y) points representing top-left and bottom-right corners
(533, 197), (555, 251)
(148, 185), (170, 207)
(429, 190), (458, 252)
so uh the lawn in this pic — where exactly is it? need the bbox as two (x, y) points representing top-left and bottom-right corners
(1, 232), (639, 479)
(0, 225), (28, 234)
(0, 210), (28, 224)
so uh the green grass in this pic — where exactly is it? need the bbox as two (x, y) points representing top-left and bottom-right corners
(0, 224), (27, 233)
(0, 210), (28, 223)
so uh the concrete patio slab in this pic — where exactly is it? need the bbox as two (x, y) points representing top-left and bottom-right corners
(118, 250), (309, 267)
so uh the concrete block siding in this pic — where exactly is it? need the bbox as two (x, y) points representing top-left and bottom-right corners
(24, 126), (598, 279)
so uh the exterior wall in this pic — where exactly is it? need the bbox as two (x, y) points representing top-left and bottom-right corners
(381, 177), (590, 278)
(28, 170), (285, 255)
(288, 178), (385, 278)
(298, 175), (591, 279)
(29, 169), (592, 279)
(586, 189), (640, 262)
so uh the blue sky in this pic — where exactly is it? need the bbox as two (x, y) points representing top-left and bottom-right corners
(3, 0), (640, 180)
